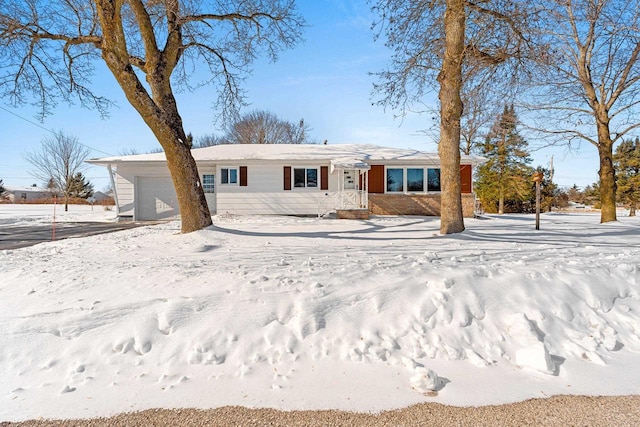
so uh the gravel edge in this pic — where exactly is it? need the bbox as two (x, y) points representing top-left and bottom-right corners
(2, 395), (640, 427)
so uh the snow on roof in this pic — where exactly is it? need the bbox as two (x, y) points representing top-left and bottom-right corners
(330, 158), (371, 170)
(4, 185), (48, 192)
(87, 143), (485, 165)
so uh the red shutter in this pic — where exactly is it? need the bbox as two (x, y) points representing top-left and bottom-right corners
(368, 165), (385, 193)
(239, 166), (248, 187)
(284, 166), (291, 190)
(320, 166), (329, 190)
(460, 164), (472, 193)
(240, 166), (247, 187)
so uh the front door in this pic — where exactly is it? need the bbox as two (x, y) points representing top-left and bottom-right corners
(202, 173), (216, 215)
(340, 169), (367, 209)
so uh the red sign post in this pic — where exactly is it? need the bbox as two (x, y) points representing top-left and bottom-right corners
(533, 172), (544, 230)
(52, 196), (57, 241)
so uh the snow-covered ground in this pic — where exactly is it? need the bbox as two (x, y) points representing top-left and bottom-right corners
(1, 205), (639, 422)
(0, 203), (115, 226)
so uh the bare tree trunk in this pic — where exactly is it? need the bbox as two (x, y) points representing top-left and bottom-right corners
(499, 190), (504, 215)
(97, 12), (211, 233)
(95, 2), (212, 233)
(118, 91), (212, 233)
(136, 107), (212, 233)
(596, 121), (617, 223)
(630, 202), (636, 217)
(163, 133), (213, 233)
(437, 0), (466, 234)
(574, 24), (618, 224)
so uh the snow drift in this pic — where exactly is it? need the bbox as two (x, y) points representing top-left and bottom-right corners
(1, 207), (639, 421)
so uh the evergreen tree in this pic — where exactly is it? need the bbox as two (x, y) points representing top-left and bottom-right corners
(475, 105), (534, 214)
(583, 183), (601, 208)
(567, 184), (585, 204)
(46, 178), (60, 197)
(0, 179), (6, 199)
(614, 138), (640, 217)
(67, 173), (94, 199)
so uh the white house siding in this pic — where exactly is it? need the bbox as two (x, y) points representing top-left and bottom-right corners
(199, 165), (217, 214)
(216, 162), (338, 216)
(114, 167), (135, 217)
(6, 190), (49, 203)
(217, 192), (337, 216)
(115, 164), (176, 220)
(204, 194), (216, 214)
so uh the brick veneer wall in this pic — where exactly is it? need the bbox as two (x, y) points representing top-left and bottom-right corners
(369, 193), (476, 218)
(336, 209), (370, 220)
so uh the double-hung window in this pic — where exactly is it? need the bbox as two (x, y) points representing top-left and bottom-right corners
(221, 168), (238, 185)
(294, 168), (318, 188)
(202, 174), (215, 193)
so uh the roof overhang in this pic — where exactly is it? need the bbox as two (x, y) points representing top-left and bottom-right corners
(330, 158), (371, 173)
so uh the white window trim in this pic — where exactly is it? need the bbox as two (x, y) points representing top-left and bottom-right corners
(384, 166), (442, 194)
(220, 167), (239, 186)
(292, 167), (319, 189)
(202, 174), (215, 193)
(385, 167), (405, 193)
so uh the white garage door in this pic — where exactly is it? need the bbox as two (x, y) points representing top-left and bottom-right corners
(137, 177), (179, 220)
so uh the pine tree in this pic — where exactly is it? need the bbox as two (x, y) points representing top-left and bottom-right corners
(583, 183), (601, 208)
(67, 173), (94, 199)
(46, 178), (60, 197)
(0, 179), (6, 199)
(475, 105), (534, 214)
(614, 138), (640, 216)
(567, 184), (585, 204)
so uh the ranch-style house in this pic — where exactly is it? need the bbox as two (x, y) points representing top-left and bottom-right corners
(87, 143), (484, 221)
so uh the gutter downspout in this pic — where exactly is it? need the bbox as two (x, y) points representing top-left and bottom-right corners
(107, 164), (120, 216)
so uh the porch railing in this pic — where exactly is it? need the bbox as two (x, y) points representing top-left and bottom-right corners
(340, 190), (368, 210)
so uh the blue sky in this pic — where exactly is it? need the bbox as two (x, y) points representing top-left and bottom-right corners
(1, 0), (601, 192)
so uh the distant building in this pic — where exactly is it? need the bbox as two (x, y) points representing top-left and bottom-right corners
(91, 190), (114, 202)
(4, 185), (50, 203)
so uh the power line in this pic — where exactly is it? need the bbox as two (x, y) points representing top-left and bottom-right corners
(0, 104), (115, 157)
(2, 176), (108, 179)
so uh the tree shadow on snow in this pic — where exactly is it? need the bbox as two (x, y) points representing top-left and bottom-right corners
(211, 217), (441, 242)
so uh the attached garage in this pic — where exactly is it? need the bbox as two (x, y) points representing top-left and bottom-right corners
(136, 176), (179, 220)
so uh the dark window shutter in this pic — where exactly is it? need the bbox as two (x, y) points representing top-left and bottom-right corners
(460, 164), (472, 193)
(239, 166), (248, 187)
(320, 166), (329, 190)
(284, 166), (291, 190)
(368, 165), (385, 193)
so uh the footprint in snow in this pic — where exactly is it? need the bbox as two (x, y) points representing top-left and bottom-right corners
(60, 385), (76, 394)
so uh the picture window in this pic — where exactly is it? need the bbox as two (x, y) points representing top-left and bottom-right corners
(407, 168), (424, 192)
(386, 168), (404, 192)
(427, 168), (441, 192)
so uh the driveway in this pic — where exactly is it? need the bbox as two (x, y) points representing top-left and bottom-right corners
(0, 221), (160, 250)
